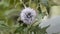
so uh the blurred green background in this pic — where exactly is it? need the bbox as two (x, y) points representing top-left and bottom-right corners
(0, 0), (60, 34)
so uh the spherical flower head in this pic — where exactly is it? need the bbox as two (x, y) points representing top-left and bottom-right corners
(20, 7), (37, 24)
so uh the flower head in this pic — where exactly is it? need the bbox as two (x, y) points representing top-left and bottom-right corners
(20, 7), (37, 24)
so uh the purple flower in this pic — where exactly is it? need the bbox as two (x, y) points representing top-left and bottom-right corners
(20, 7), (37, 24)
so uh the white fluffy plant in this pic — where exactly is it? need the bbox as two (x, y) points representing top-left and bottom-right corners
(20, 7), (37, 25)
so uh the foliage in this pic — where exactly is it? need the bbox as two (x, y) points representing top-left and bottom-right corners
(0, 0), (50, 34)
